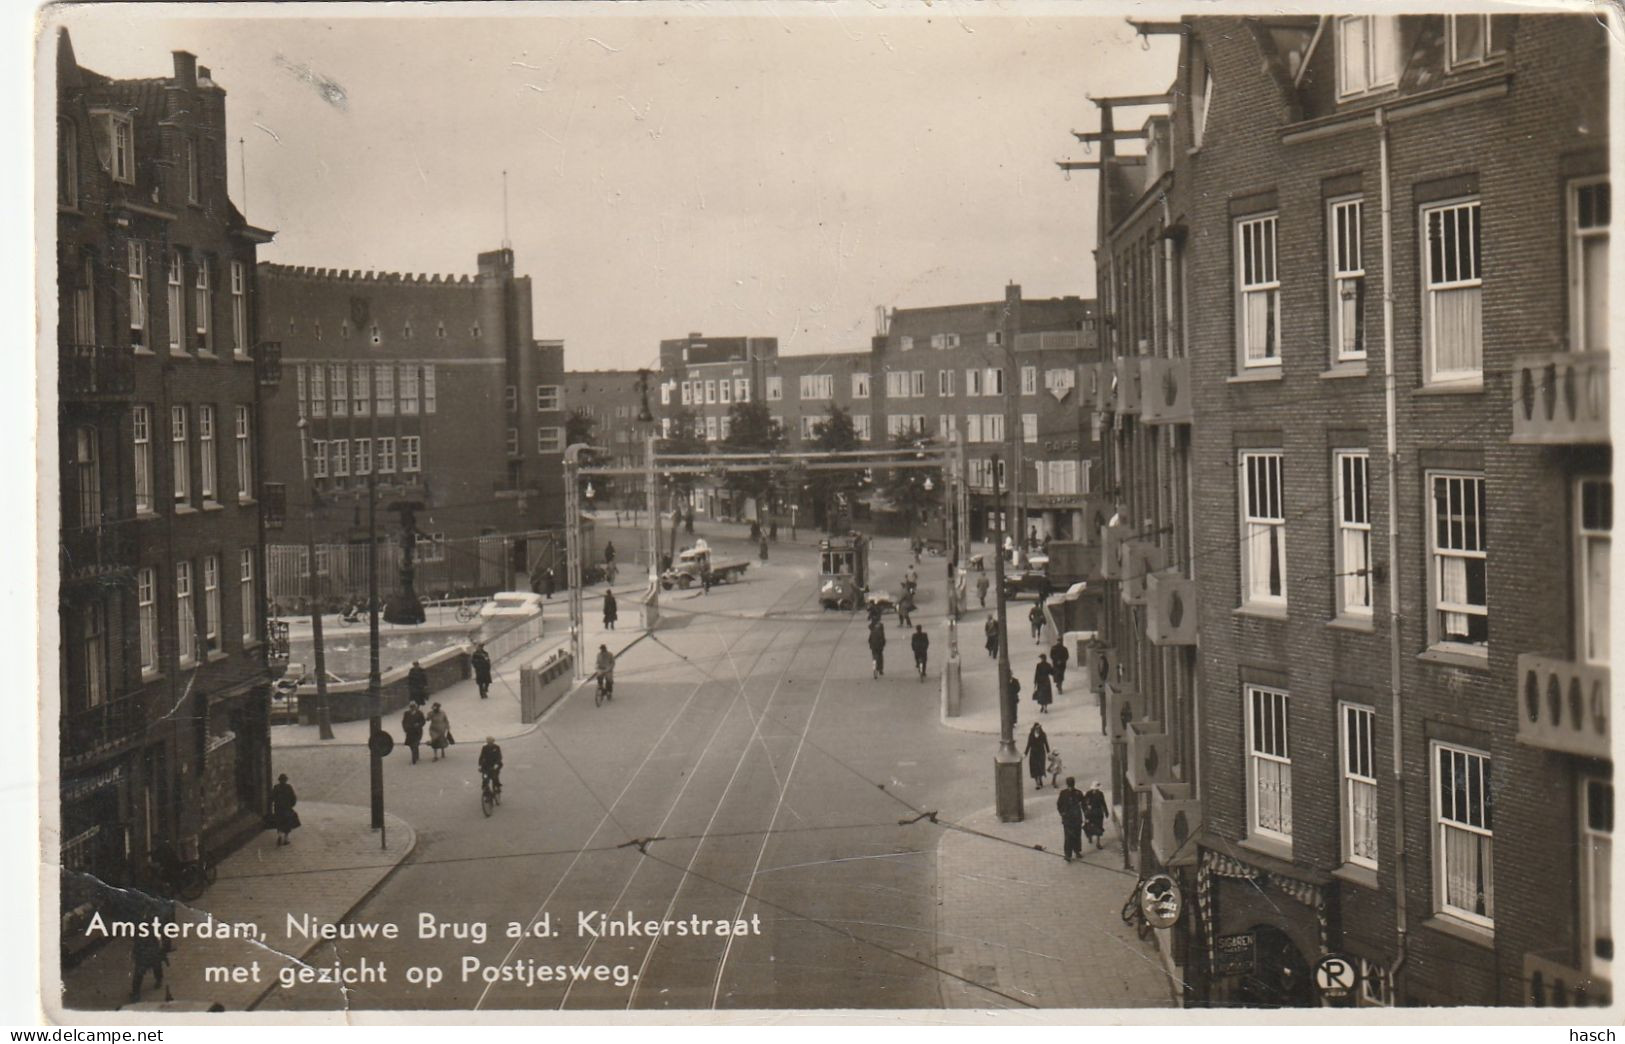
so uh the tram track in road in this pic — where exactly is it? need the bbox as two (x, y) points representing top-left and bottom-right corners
(472, 579), (829, 1011)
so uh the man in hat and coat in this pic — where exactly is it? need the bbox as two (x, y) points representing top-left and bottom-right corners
(1056, 777), (1086, 862)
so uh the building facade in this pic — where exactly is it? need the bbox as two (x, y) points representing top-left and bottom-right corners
(563, 368), (657, 515)
(256, 251), (567, 598)
(1087, 13), (1611, 1008)
(57, 31), (278, 927)
(874, 287), (1101, 542)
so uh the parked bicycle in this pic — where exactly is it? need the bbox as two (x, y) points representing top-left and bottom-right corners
(150, 843), (217, 902)
(455, 600), (485, 623)
(1120, 878), (1156, 942)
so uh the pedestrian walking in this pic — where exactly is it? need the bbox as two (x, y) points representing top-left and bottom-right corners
(750, 520), (761, 542)
(700, 565), (714, 595)
(867, 599), (887, 628)
(1056, 776), (1085, 862)
(984, 616), (999, 660)
(868, 621), (887, 679)
(1023, 723), (1051, 790)
(1082, 780), (1111, 849)
(1033, 654), (1055, 714)
(407, 660), (429, 706)
(911, 624), (929, 681)
(759, 536), (769, 562)
(401, 703), (425, 764)
(603, 588), (618, 630)
(1050, 638), (1069, 694)
(270, 773), (300, 846)
(605, 541), (617, 569)
(1029, 602), (1044, 643)
(427, 702), (452, 761)
(904, 564), (918, 595)
(471, 643), (493, 699)
(975, 572), (989, 609)
(544, 567), (557, 600)
(896, 587), (915, 628)
(769, 519), (778, 542)
(1006, 675), (1021, 726)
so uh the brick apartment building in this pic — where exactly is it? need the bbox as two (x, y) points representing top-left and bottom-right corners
(873, 287), (1101, 542)
(256, 251), (566, 597)
(563, 368), (657, 514)
(1085, 13), (1610, 1008)
(56, 30), (278, 924)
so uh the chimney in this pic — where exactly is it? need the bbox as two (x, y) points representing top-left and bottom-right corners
(172, 50), (197, 87)
(688, 332), (703, 339)
(1005, 283), (1022, 305)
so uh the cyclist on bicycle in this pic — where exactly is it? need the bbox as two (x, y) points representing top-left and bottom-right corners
(595, 644), (616, 696)
(478, 737), (503, 795)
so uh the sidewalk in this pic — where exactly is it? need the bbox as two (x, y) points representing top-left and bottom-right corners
(934, 796), (1180, 1009)
(57, 802), (415, 1014)
(941, 604), (1103, 738)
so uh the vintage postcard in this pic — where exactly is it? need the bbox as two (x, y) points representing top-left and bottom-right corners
(36, 0), (1618, 1023)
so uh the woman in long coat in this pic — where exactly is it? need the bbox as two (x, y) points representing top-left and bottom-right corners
(603, 589), (618, 630)
(984, 616), (999, 660)
(1023, 723), (1051, 791)
(1033, 654), (1055, 713)
(270, 774), (299, 846)
(427, 703), (451, 761)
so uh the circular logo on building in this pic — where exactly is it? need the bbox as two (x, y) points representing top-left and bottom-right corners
(1139, 873), (1182, 928)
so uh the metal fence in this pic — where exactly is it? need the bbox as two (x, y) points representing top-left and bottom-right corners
(267, 529), (570, 609)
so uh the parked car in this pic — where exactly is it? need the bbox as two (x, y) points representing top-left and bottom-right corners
(479, 591), (545, 619)
(661, 547), (749, 589)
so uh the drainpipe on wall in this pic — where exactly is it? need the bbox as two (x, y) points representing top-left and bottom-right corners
(1377, 106), (1411, 1001)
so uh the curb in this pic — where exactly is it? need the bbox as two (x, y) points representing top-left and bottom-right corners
(244, 810), (419, 1012)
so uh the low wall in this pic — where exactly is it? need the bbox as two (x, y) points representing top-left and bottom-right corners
(297, 644), (468, 724)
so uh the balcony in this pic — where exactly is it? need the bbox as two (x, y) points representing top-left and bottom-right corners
(1088, 362), (1116, 415)
(1086, 642), (1117, 695)
(60, 520), (136, 582)
(1524, 952), (1610, 1007)
(1120, 540), (1167, 605)
(59, 344), (135, 401)
(1106, 683), (1139, 739)
(1126, 719), (1175, 791)
(256, 341), (283, 387)
(1516, 654), (1610, 759)
(1100, 522), (1132, 580)
(61, 696), (145, 766)
(1115, 357), (1143, 415)
(1150, 782), (1202, 867)
(1140, 357), (1192, 425)
(1146, 569), (1197, 645)
(1511, 351), (1608, 445)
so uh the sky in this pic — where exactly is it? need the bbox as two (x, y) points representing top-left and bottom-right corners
(50, 2), (1179, 370)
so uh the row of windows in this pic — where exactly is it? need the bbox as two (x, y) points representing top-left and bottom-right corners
(1239, 452), (1610, 661)
(294, 363), (439, 418)
(127, 404), (254, 514)
(309, 435), (421, 478)
(897, 331), (1006, 351)
(1230, 179), (1608, 379)
(1244, 683), (1611, 957)
(60, 113), (211, 205)
(130, 550), (260, 682)
(68, 245), (249, 358)
(1334, 15), (1504, 102)
(675, 376), (753, 406)
(504, 428), (565, 455)
(284, 317), (479, 344)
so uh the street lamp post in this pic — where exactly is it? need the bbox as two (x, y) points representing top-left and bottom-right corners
(295, 418), (334, 741)
(990, 453), (1023, 822)
(366, 471), (384, 836)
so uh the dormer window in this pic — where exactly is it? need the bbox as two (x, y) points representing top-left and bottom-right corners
(1448, 14), (1504, 69)
(1337, 15), (1399, 99)
(109, 113), (134, 184)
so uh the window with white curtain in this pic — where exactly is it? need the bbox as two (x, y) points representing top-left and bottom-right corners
(1422, 200), (1483, 383)
(127, 241), (146, 346)
(1240, 451), (1286, 606)
(1236, 215), (1280, 366)
(1341, 703), (1378, 868)
(138, 568), (158, 674)
(852, 373), (870, 399)
(1578, 478), (1611, 665)
(203, 555), (221, 654)
(1246, 686), (1292, 843)
(1428, 472), (1487, 648)
(239, 549), (257, 643)
(1570, 179), (1610, 352)
(1334, 451), (1372, 617)
(1329, 198), (1366, 361)
(1433, 742), (1493, 926)
(176, 561), (196, 666)
(133, 406), (153, 513)
(1337, 15), (1399, 98)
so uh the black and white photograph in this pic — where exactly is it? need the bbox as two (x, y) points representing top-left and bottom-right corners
(34, 0), (1618, 1022)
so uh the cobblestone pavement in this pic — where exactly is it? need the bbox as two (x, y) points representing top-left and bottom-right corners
(57, 803), (415, 1014)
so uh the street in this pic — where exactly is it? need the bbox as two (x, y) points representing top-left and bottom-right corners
(253, 528), (1167, 1011)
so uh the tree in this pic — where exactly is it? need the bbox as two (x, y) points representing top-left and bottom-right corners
(807, 404), (863, 534)
(880, 424), (942, 539)
(564, 407), (596, 448)
(722, 401), (785, 524)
